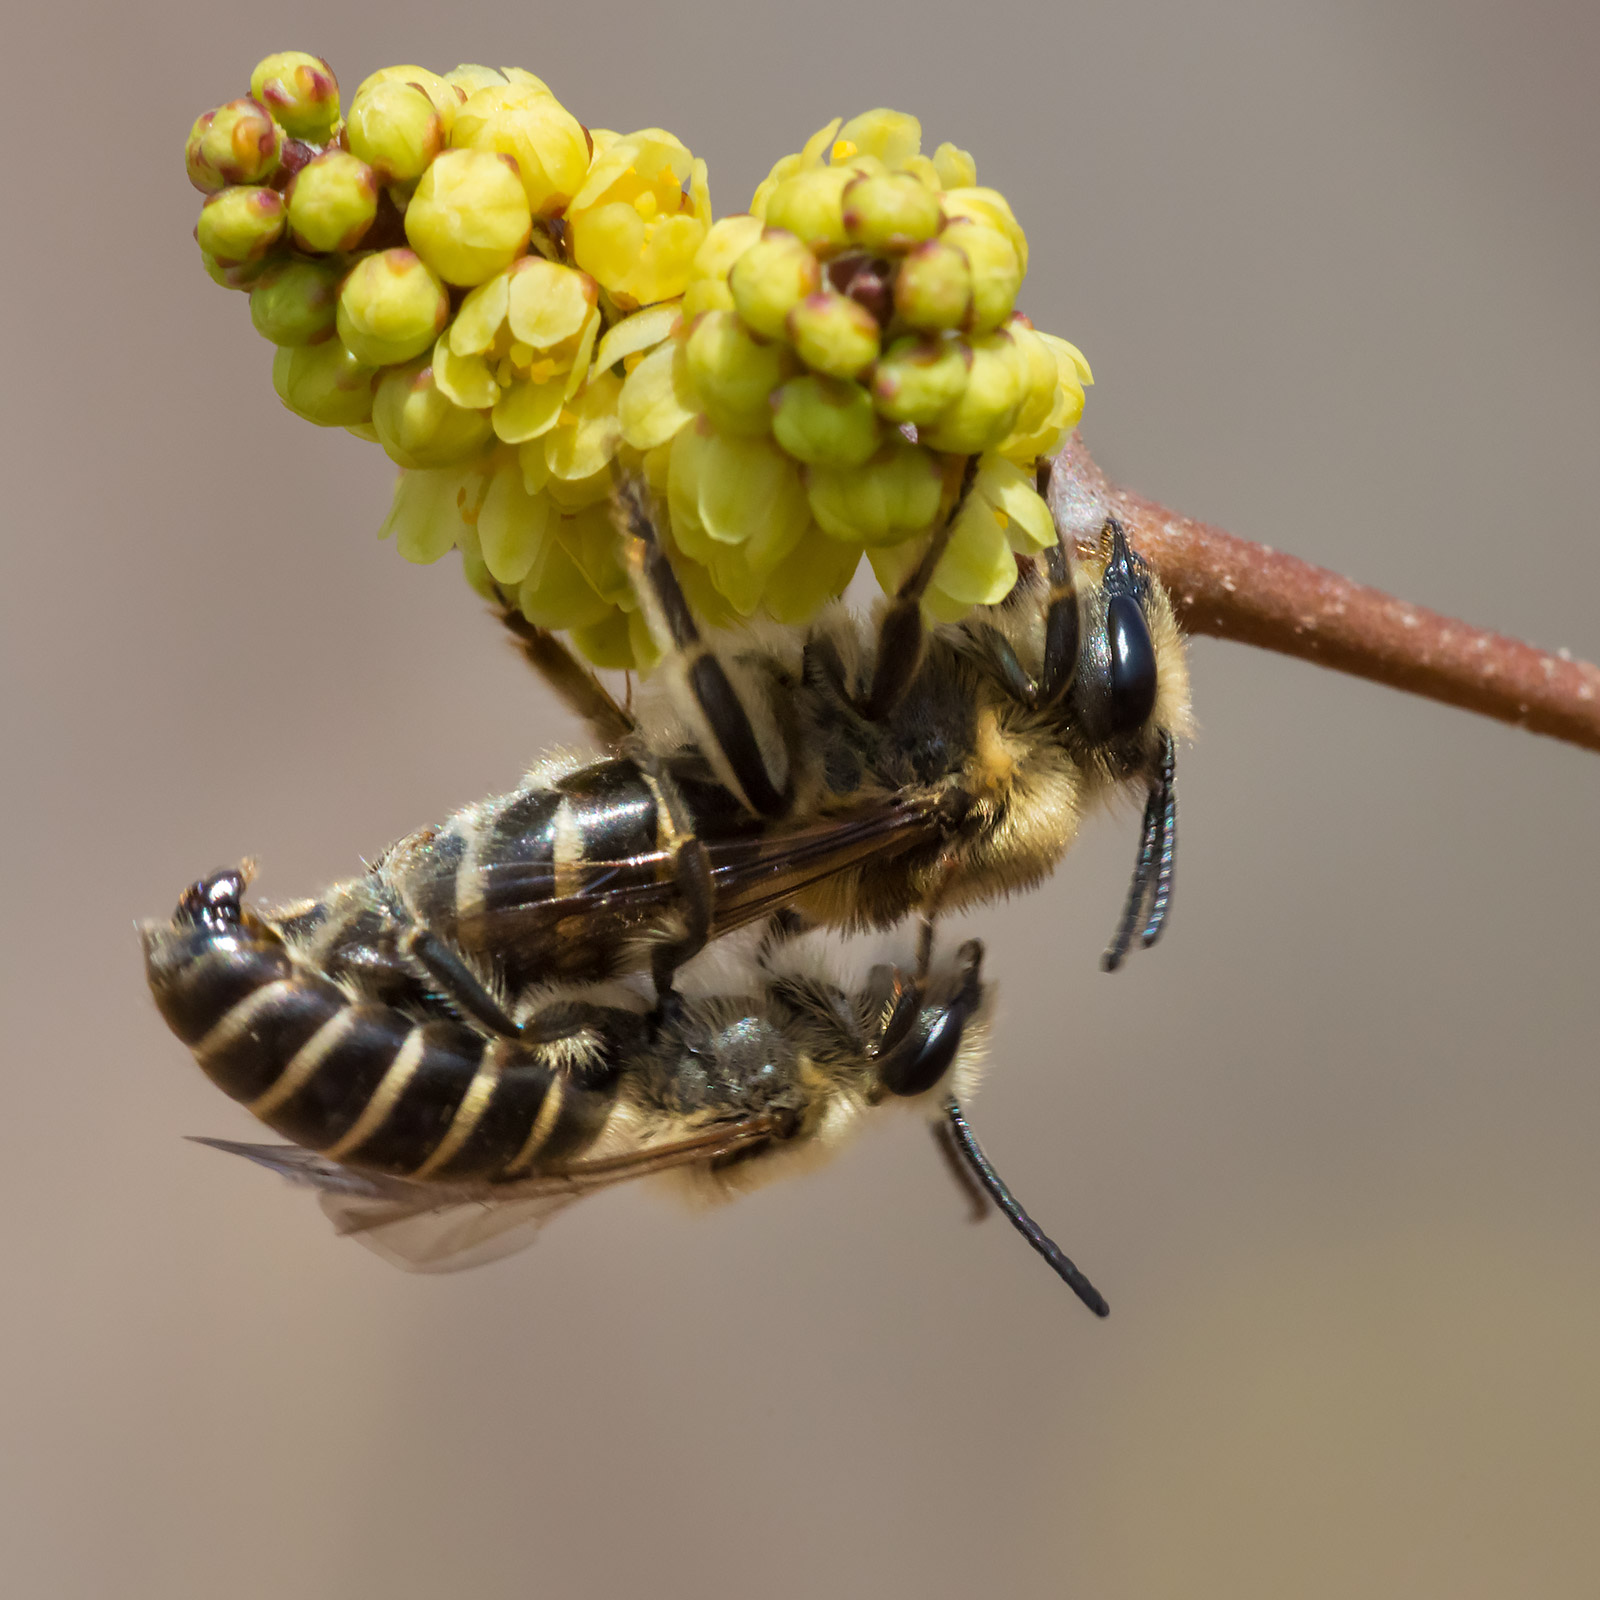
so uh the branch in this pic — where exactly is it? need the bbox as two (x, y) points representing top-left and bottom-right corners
(1050, 434), (1600, 755)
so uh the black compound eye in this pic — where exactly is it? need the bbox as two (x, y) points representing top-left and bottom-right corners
(1106, 594), (1158, 735)
(879, 1003), (967, 1098)
(176, 870), (246, 932)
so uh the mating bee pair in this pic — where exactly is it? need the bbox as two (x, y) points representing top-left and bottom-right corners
(143, 462), (1190, 1313)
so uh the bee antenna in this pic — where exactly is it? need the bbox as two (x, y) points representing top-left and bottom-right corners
(1140, 732), (1178, 949)
(941, 1099), (1110, 1317)
(1102, 732), (1178, 969)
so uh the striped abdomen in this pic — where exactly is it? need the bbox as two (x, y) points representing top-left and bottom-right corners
(144, 871), (614, 1181)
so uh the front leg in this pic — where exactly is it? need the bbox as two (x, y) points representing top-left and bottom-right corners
(495, 604), (637, 746)
(616, 477), (793, 821)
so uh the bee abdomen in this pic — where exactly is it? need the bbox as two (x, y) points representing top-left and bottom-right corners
(145, 871), (613, 1182)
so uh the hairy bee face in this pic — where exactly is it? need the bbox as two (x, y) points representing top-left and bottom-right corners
(1070, 520), (1164, 753)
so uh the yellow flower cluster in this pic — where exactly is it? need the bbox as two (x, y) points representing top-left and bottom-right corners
(187, 59), (1091, 666)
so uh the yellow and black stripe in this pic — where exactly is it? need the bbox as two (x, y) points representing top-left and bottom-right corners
(144, 871), (615, 1181)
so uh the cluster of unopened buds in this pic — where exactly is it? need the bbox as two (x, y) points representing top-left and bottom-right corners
(188, 53), (1093, 668)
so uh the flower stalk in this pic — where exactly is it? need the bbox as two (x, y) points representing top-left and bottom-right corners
(1051, 432), (1600, 755)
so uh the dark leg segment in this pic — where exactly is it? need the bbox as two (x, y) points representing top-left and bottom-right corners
(496, 605), (636, 744)
(616, 477), (790, 819)
(863, 454), (981, 721)
(399, 925), (524, 1038)
(942, 1099), (1110, 1317)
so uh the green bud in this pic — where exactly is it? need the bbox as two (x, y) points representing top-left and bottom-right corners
(404, 148), (532, 287)
(184, 99), (282, 193)
(201, 250), (269, 291)
(762, 168), (852, 256)
(870, 336), (969, 426)
(356, 65), (461, 138)
(250, 51), (341, 141)
(286, 151), (378, 253)
(194, 186), (285, 266)
(933, 142), (977, 189)
(249, 258), (340, 344)
(684, 310), (791, 436)
(918, 332), (1021, 453)
(728, 229), (820, 340)
(336, 249), (450, 366)
(842, 172), (943, 254)
(771, 375), (881, 467)
(893, 239), (973, 333)
(374, 360), (495, 468)
(807, 438), (943, 546)
(785, 291), (880, 379)
(944, 220), (1021, 334)
(346, 80), (443, 184)
(271, 339), (377, 426)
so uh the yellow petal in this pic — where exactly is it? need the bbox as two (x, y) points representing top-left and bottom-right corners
(492, 376), (566, 442)
(975, 455), (1055, 551)
(506, 257), (596, 348)
(543, 463), (614, 510)
(517, 533), (612, 629)
(763, 529), (861, 625)
(519, 438), (552, 493)
(561, 305), (602, 401)
(1037, 331), (1094, 387)
(379, 467), (470, 564)
(697, 431), (807, 548)
(431, 335), (498, 410)
(934, 501), (1018, 606)
(553, 501), (631, 605)
(594, 301), (681, 373)
(545, 370), (624, 480)
(618, 339), (696, 450)
(451, 271), (510, 355)
(477, 463), (553, 584)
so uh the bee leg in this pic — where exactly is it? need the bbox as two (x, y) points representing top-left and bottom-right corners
(616, 477), (792, 820)
(941, 1099), (1110, 1318)
(398, 924), (524, 1039)
(862, 454), (981, 721)
(494, 604), (637, 746)
(648, 837), (714, 1017)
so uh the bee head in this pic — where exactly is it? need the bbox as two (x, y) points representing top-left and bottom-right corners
(873, 940), (987, 1099)
(1069, 519), (1165, 758)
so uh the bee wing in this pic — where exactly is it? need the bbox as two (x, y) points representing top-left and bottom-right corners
(190, 1114), (781, 1274)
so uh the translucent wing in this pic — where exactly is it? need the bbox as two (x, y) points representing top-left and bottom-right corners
(191, 1115), (780, 1274)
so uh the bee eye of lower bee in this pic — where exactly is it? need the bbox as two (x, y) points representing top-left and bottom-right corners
(880, 1005), (966, 1098)
(1106, 594), (1158, 734)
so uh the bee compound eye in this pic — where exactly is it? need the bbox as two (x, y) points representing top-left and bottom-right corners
(1106, 593), (1159, 735)
(176, 870), (246, 931)
(879, 1002), (968, 1098)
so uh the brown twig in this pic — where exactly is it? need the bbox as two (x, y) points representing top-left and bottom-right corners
(1049, 434), (1600, 755)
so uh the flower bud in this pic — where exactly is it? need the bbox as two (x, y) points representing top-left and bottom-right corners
(355, 65), (462, 137)
(271, 340), (377, 426)
(286, 151), (378, 253)
(842, 172), (942, 254)
(943, 220), (1022, 334)
(373, 360), (495, 468)
(785, 291), (880, 379)
(195, 186), (285, 265)
(405, 148), (532, 286)
(870, 336), (969, 426)
(250, 52), (341, 141)
(836, 108), (922, 168)
(918, 331), (1021, 453)
(893, 239), (972, 333)
(684, 310), (790, 436)
(763, 167), (852, 256)
(185, 99), (282, 192)
(200, 251), (269, 291)
(249, 258), (340, 344)
(1006, 323), (1060, 437)
(932, 142), (977, 190)
(345, 80), (443, 184)
(728, 229), (820, 339)
(450, 83), (590, 215)
(682, 214), (763, 316)
(771, 375), (881, 467)
(336, 249), (450, 366)
(942, 187), (1028, 274)
(807, 438), (943, 546)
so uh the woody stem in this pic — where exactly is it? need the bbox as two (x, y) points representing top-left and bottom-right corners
(1052, 434), (1600, 756)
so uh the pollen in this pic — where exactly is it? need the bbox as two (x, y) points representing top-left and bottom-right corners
(831, 139), (858, 161)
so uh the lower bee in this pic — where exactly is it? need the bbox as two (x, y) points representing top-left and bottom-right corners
(143, 867), (1108, 1313)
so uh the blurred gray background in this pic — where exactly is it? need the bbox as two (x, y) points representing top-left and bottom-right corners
(4, 2), (1598, 1596)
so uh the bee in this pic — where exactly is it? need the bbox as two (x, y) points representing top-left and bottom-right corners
(234, 466), (1191, 1046)
(143, 867), (1108, 1312)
